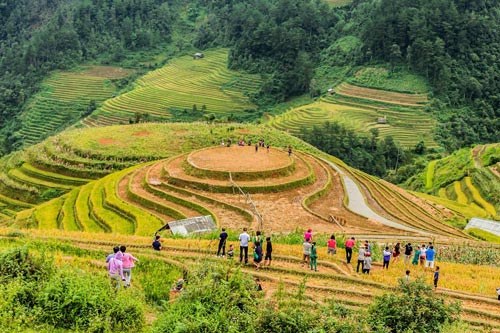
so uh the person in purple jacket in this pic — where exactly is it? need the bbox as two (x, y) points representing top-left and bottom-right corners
(108, 254), (125, 289)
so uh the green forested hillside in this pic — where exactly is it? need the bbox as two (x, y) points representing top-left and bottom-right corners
(1, 0), (500, 188)
(0, 0), (188, 153)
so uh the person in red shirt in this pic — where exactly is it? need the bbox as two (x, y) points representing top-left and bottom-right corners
(327, 235), (337, 255)
(345, 237), (355, 263)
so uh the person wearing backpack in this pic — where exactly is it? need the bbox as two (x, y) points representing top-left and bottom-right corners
(253, 241), (263, 270)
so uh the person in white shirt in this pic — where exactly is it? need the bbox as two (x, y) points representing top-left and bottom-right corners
(302, 238), (312, 267)
(239, 227), (251, 264)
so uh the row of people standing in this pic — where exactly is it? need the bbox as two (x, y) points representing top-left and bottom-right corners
(218, 228), (273, 270)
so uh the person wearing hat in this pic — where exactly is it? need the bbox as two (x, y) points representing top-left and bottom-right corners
(362, 252), (372, 274)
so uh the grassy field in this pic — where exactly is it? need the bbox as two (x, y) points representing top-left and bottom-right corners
(324, 0), (352, 7)
(92, 49), (262, 125)
(18, 66), (131, 146)
(348, 67), (429, 94)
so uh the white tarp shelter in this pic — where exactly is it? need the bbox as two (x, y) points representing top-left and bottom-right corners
(164, 215), (216, 236)
(465, 217), (500, 237)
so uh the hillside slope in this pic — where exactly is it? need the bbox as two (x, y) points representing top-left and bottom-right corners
(266, 66), (437, 149)
(405, 143), (500, 221)
(0, 123), (468, 241)
(16, 66), (132, 147)
(85, 49), (263, 126)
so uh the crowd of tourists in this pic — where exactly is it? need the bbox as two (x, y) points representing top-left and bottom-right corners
(105, 228), (498, 300)
(214, 227), (442, 289)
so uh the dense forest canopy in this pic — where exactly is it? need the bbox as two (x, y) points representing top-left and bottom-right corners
(351, 0), (500, 151)
(0, 0), (180, 153)
(1, 0), (500, 161)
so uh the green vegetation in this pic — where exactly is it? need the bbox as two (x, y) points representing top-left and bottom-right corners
(16, 67), (130, 147)
(406, 144), (500, 220)
(369, 278), (461, 333)
(97, 49), (262, 124)
(0, 0), (189, 155)
(0, 243), (175, 332)
(466, 228), (500, 244)
(347, 67), (429, 94)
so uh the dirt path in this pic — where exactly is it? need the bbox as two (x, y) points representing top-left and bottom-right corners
(323, 159), (424, 234)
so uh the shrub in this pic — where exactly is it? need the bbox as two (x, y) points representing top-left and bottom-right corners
(36, 268), (145, 332)
(153, 264), (260, 333)
(0, 247), (53, 283)
(369, 278), (461, 333)
(135, 257), (179, 305)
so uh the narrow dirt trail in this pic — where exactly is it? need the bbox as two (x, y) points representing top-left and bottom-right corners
(322, 158), (427, 234)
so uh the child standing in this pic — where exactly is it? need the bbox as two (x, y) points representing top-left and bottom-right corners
(310, 242), (318, 272)
(264, 237), (273, 267)
(362, 252), (372, 274)
(405, 270), (411, 282)
(227, 244), (234, 259)
(434, 266), (440, 290)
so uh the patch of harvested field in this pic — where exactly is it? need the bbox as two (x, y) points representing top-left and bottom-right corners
(335, 83), (428, 106)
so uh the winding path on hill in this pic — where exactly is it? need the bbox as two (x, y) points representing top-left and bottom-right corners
(322, 159), (423, 234)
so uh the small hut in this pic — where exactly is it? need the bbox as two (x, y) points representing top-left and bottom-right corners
(327, 88), (335, 95)
(377, 115), (388, 124)
(193, 52), (204, 59)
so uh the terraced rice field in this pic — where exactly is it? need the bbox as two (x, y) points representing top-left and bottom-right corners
(18, 66), (130, 146)
(266, 99), (437, 148)
(2, 227), (499, 331)
(12, 140), (467, 242)
(94, 49), (262, 125)
(0, 123), (477, 243)
(407, 144), (500, 220)
(335, 83), (428, 106)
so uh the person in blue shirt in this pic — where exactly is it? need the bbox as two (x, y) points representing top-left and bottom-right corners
(425, 245), (436, 270)
(106, 246), (120, 263)
(152, 234), (161, 251)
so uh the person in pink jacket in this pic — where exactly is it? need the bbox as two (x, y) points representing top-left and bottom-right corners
(120, 245), (139, 287)
(108, 254), (125, 289)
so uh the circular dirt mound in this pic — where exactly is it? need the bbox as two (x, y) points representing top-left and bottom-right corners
(188, 146), (290, 172)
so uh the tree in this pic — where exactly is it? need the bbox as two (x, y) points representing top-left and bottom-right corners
(369, 278), (461, 333)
